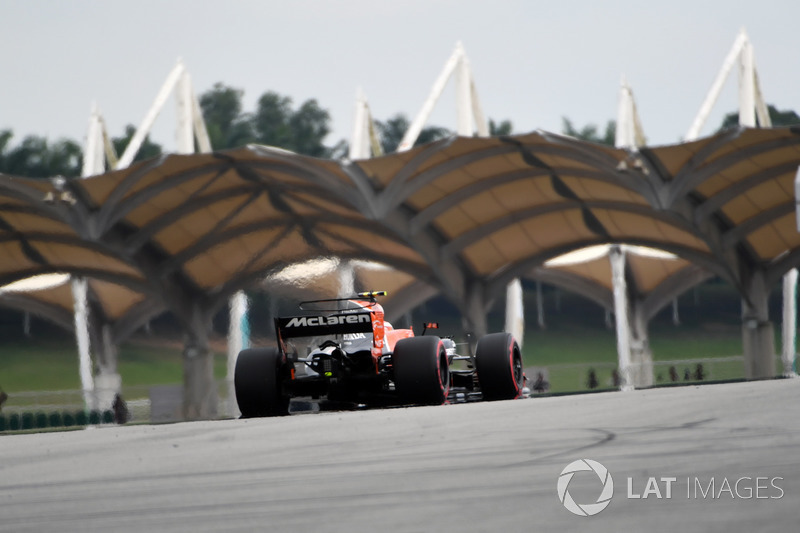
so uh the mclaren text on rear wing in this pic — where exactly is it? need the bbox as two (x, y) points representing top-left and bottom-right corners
(276, 312), (374, 339)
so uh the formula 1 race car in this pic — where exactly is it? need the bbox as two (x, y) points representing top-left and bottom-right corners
(234, 291), (525, 417)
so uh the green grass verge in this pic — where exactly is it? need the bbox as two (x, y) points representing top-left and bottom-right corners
(0, 324), (747, 395)
(521, 323), (743, 366)
(520, 321), (748, 392)
(0, 336), (227, 393)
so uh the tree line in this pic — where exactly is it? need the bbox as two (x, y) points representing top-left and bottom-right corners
(1, 80), (797, 179)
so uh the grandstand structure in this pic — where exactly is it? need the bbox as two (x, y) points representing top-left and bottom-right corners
(1, 30), (799, 420)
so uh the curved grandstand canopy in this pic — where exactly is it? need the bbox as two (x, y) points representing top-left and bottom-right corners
(0, 175), (150, 291)
(1, 126), (799, 331)
(347, 126), (800, 297)
(638, 127), (800, 286)
(347, 131), (715, 295)
(57, 146), (432, 311)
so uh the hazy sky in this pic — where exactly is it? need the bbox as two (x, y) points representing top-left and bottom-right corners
(2, 0), (798, 153)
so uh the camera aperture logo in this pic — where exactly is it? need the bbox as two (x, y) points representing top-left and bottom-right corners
(557, 459), (614, 516)
(557, 460), (785, 517)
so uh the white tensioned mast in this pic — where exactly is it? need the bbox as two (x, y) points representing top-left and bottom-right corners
(685, 28), (770, 141)
(392, 42), (523, 347)
(349, 87), (384, 160)
(75, 60), (217, 413)
(116, 60), (212, 166)
(687, 29), (797, 377)
(615, 76), (646, 150)
(397, 41), (489, 152)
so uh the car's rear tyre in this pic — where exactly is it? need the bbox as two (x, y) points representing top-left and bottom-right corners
(234, 348), (290, 417)
(393, 336), (450, 405)
(475, 332), (524, 401)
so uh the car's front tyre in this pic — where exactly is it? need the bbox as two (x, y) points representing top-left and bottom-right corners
(475, 332), (524, 401)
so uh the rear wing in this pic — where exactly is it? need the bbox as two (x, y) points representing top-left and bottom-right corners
(276, 311), (373, 339)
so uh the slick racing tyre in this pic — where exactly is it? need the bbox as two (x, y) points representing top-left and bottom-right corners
(475, 332), (524, 401)
(235, 348), (290, 417)
(393, 336), (450, 405)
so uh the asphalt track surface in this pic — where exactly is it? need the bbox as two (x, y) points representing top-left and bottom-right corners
(0, 379), (798, 532)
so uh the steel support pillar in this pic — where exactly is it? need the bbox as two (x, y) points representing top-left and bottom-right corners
(610, 246), (634, 390)
(462, 282), (489, 344)
(182, 304), (218, 420)
(741, 270), (776, 379)
(629, 300), (654, 388)
(71, 277), (96, 410)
